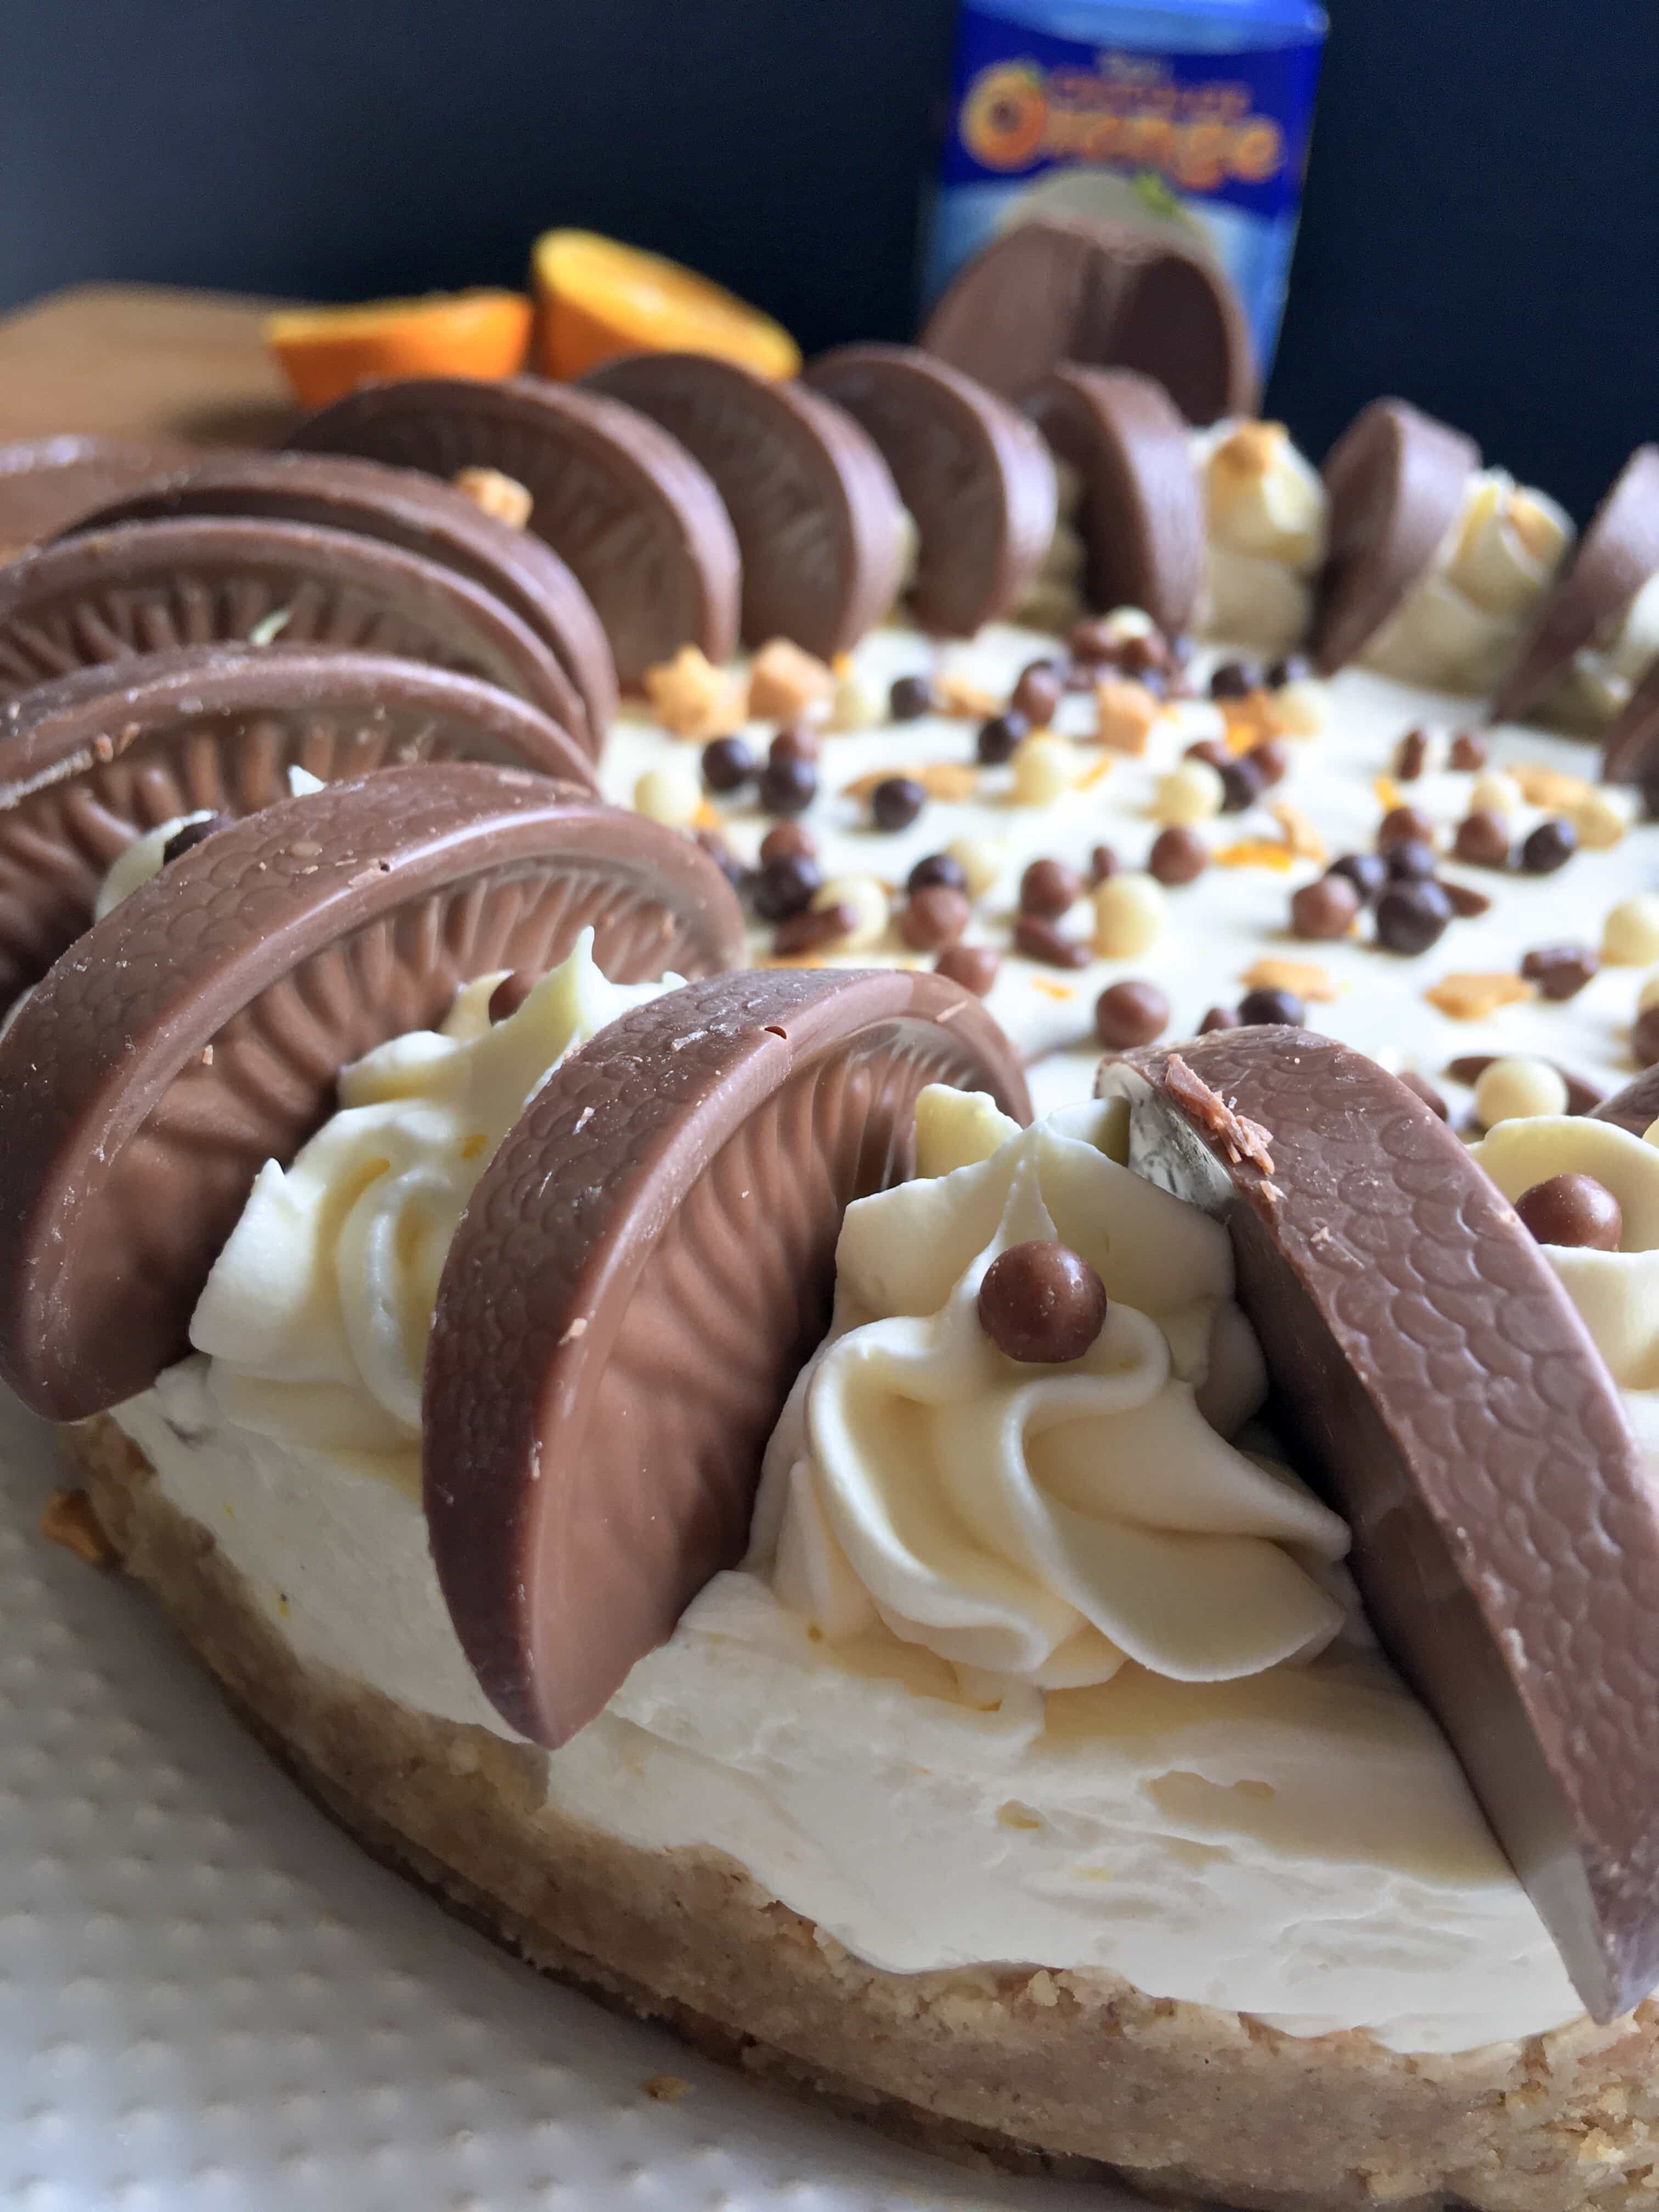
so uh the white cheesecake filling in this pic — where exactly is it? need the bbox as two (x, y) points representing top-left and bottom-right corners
(1192, 420), (1328, 656)
(99, 624), (1659, 2060)
(1363, 470), (1574, 695)
(1545, 568), (1659, 727)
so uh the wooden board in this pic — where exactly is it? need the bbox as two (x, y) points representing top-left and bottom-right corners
(0, 283), (301, 448)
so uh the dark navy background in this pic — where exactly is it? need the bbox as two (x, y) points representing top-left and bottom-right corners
(0, 0), (1651, 519)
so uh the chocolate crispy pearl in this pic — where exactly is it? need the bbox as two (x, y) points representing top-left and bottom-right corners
(1311, 399), (1479, 675)
(585, 352), (905, 660)
(918, 214), (1256, 426)
(1516, 1173), (1622, 1251)
(1495, 444), (1659, 727)
(1096, 1029), (1659, 2020)
(423, 967), (1030, 1746)
(804, 344), (1058, 635)
(287, 375), (741, 684)
(0, 764), (746, 1423)
(978, 1241), (1108, 1364)
(0, 515), (582, 725)
(65, 448), (618, 755)
(1023, 366), (1206, 638)
(0, 433), (199, 557)
(0, 645), (600, 1006)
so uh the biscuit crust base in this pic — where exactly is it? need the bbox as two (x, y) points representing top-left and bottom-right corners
(67, 1415), (1659, 2212)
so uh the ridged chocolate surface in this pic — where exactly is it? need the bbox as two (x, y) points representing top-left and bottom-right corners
(0, 515), (579, 724)
(919, 215), (1256, 426)
(1023, 365), (1204, 635)
(1603, 652), (1659, 787)
(0, 644), (595, 1001)
(0, 435), (199, 557)
(1311, 398), (1479, 674)
(585, 353), (905, 658)
(286, 376), (741, 684)
(425, 967), (1031, 1746)
(0, 764), (745, 1422)
(804, 343), (1058, 636)
(65, 449), (617, 755)
(1497, 446), (1659, 729)
(1096, 1026), (1659, 2022)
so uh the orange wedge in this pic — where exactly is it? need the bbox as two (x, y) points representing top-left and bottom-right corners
(530, 229), (800, 382)
(264, 290), (533, 410)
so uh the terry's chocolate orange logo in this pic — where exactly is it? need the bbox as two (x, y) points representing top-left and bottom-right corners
(960, 56), (1285, 191)
(961, 63), (1048, 170)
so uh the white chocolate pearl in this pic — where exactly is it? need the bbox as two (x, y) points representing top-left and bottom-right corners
(631, 759), (702, 829)
(1091, 871), (1167, 958)
(1602, 894), (1659, 966)
(1637, 971), (1659, 1014)
(945, 835), (1002, 900)
(1572, 787), (1631, 850)
(811, 874), (889, 950)
(1011, 732), (1075, 806)
(1152, 759), (1224, 826)
(1474, 1056), (1568, 1127)
(1469, 770), (1522, 817)
(1099, 606), (1155, 644)
(1271, 678), (1330, 736)
(830, 674), (882, 732)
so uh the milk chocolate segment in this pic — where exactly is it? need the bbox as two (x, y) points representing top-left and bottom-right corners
(0, 435), (199, 559)
(1494, 446), (1659, 727)
(1024, 366), (1204, 635)
(1311, 399), (1480, 675)
(0, 644), (597, 1002)
(0, 515), (579, 724)
(1591, 1064), (1659, 1137)
(1604, 653), (1659, 788)
(803, 344), (1058, 635)
(286, 376), (741, 684)
(0, 764), (745, 1423)
(1096, 1028), (1659, 2022)
(424, 968), (1031, 1746)
(919, 215), (1256, 426)
(585, 353), (906, 658)
(66, 449), (617, 754)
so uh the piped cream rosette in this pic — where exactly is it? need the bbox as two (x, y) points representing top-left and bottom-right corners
(1191, 420), (1328, 656)
(1473, 1113), (1659, 1472)
(753, 1087), (1351, 1697)
(189, 932), (678, 1480)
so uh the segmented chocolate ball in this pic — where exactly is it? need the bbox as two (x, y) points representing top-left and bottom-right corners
(701, 735), (756, 792)
(871, 775), (926, 831)
(1375, 879), (1453, 955)
(978, 1240), (1109, 1364)
(1515, 1173), (1623, 1251)
(1094, 979), (1170, 1048)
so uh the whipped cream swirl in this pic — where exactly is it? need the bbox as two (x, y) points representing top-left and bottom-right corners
(190, 932), (675, 1481)
(1472, 1111), (1659, 1473)
(1192, 420), (1327, 656)
(1363, 469), (1573, 693)
(755, 1087), (1350, 1695)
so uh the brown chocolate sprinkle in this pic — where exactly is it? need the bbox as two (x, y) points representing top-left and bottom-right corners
(978, 1240), (1109, 1364)
(1521, 944), (1599, 1000)
(1515, 1173), (1623, 1251)
(1441, 880), (1494, 919)
(1161, 1056), (1274, 1174)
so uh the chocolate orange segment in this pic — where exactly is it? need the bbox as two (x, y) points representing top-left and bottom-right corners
(1496, 445), (1659, 730)
(0, 645), (597, 1002)
(1311, 398), (1478, 675)
(584, 353), (905, 658)
(804, 343), (1058, 636)
(0, 435), (199, 560)
(286, 376), (741, 684)
(1602, 653), (1659, 788)
(1590, 1063), (1659, 1137)
(65, 450), (617, 755)
(1096, 1027), (1659, 2021)
(1024, 365), (1204, 635)
(425, 968), (1030, 1746)
(0, 763), (744, 1423)
(919, 215), (1255, 425)
(0, 515), (579, 726)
